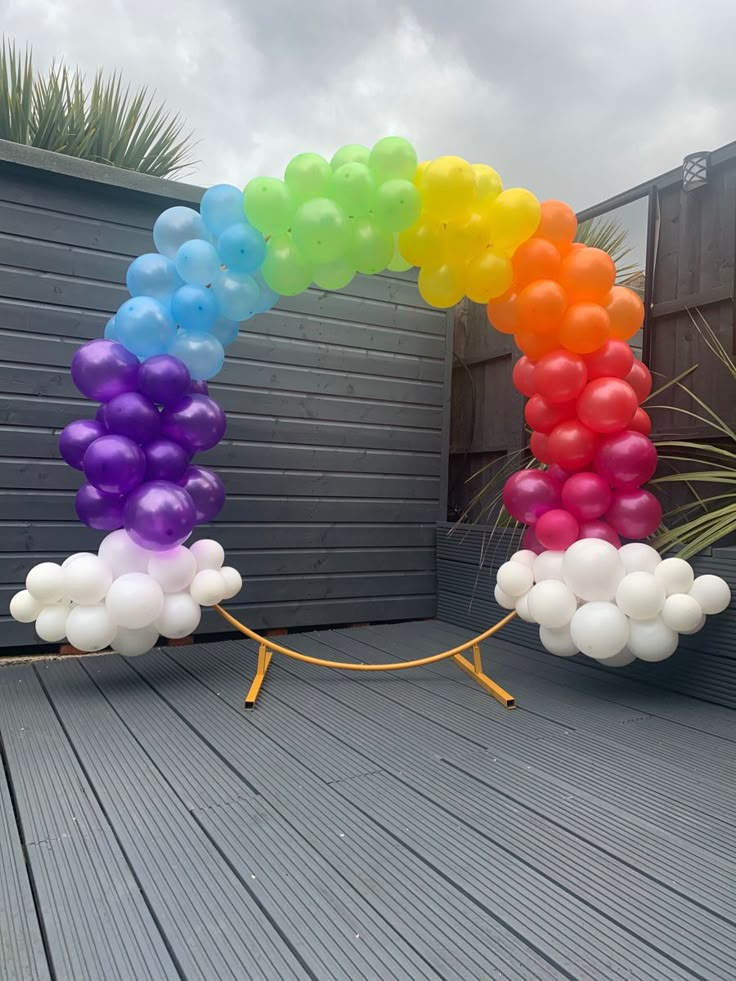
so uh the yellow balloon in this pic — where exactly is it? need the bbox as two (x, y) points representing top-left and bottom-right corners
(464, 249), (513, 304)
(398, 216), (446, 267)
(444, 211), (491, 262)
(472, 163), (503, 210)
(421, 156), (476, 220)
(413, 160), (429, 189)
(418, 263), (465, 308)
(487, 188), (541, 251)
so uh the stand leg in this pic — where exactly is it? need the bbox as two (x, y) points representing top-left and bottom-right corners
(245, 642), (272, 709)
(453, 643), (516, 709)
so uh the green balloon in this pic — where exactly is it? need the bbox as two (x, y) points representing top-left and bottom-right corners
(244, 178), (294, 236)
(387, 240), (412, 272)
(313, 259), (356, 291)
(369, 137), (418, 185)
(331, 143), (370, 171)
(284, 153), (331, 203)
(261, 234), (312, 296)
(349, 217), (394, 276)
(330, 163), (375, 218)
(291, 198), (350, 264)
(373, 179), (422, 232)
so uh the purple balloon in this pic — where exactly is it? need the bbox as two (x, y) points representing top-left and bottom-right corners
(144, 438), (191, 482)
(95, 405), (108, 426)
(503, 470), (562, 525)
(58, 419), (106, 470)
(180, 465), (226, 523)
(75, 484), (125, 531)
(160, 394), (226, 453)
(71, 339), (139, 402)
(595, 430), (658, 490)
(137, 355), (192, 407)
(124, 480), (196, 551)
(102, 392), (161, 444)
(83, 435), (146, 495)
(189, 380), (209, 395)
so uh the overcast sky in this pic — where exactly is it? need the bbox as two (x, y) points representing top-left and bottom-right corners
(6, 0), (736, 211)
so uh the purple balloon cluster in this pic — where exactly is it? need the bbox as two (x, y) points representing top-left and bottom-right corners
(61, 339), (227, 551)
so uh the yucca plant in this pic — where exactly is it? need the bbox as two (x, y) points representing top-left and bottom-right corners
(576, 215), (644, 295)
(0, 39), (196, 177)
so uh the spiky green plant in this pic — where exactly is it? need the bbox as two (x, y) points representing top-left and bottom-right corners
(0, 39), (196, 177)
(576, 215), (644, 295)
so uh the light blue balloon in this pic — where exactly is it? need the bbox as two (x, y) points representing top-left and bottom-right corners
(169, 331), (225, 381)
(200, 184), (245, 237)
(115, 297), (176, 360)
(210, 317), (240, 347)
(153, 206), (207, 260)
(213, 271), (259, 321)
(104, 316), (118, 340)
(217, 222), (266, 274)
(171, 285), (219, 333)
(175, 239), (221, 286)
(252, 273), (279, 314)
(126, 253), (182, 301)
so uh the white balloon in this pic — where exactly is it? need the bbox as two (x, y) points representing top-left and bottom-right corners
(539, 624), (579, 657)
(515, 593), (536, 623)
(155, 592), (202, 639)
(689, 575), (731, 615)
(628, 616), (679, 662)
(111, 624), (160, 657)
(106, 573), (165, 629)
(98, 530), (150, 579)
(618, 543), (662, 576)
(9, 589), (43, 623)
(563, 540), (624, 602)
(528, 580), (577, 629)
(66, 605), (116, 653)
(148, 547), (198, 593)
(220, 567), (243, 600)
(662, 594), (704, 633)
(598, 647), (637, 667)
(35, 605), (69, 643)
(63, 554), (112, 605)
(681, 615), (706, 636)
(532, 551), (565, 583)
(496, 561), (533, 598)
(510, 550), (537, 568)
(190, 539), (225, 572)
(190, 569), (226, 607)
(615, 572), (666, 620)
(570, 602), (629, 660)
(62, 552), (96, 569)
(654, 558), (694, 597)
(26, 562), (65, 603)
(494, 585), (517, 611)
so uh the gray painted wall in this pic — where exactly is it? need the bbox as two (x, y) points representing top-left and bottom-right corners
(0, 141), (452, 649)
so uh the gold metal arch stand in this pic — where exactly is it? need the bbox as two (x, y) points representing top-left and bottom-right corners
(214, 606), (517, 711)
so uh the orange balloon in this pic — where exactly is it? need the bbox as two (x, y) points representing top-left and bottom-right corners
(559, 247), (616, 303)
(630, 407), (652, 436)
(512, 238), (561, 289)
(486, 291), (518, 335)
(559, 303), (611, 354)
(605, 285), (645, 340)
(515, 327), (560, 361)
(516, 280), (567, 334)
(537, 201), (577, 248)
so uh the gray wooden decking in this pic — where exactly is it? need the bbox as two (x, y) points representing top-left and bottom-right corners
(2, 620), (735, 981)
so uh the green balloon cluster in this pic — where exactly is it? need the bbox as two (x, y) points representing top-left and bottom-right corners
(244, 137), (420, 295)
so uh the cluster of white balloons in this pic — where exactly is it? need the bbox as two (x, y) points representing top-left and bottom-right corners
(9, 530), (242, 657)
(495, 539), (731, 665)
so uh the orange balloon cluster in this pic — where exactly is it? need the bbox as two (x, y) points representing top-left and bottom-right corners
(486, 201), (644, 360)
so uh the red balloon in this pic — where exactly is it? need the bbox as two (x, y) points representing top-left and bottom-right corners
(577, 519), (621, 548)
(594, 430), (658, 489)
(630, 407), (652, 436)
(512, 356), (537, 397)
(548, 419), (598, 471)
(535, 509), (580, 551)
(561, 471), (613, 521)
(576, 377), (638, 434)
(585, 340), (635, 380)
(533, 350), (588, 405)
(525, 394), (575, 434)
(625, 359), (653, 403)
(530, 431), (554, 465)
(606, 489), (663, 539)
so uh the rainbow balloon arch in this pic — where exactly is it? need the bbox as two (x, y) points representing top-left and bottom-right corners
(9, 137), (731, 670)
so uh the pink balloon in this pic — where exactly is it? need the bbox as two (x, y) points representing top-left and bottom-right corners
(503, 470), (562, 525)
(535, 509), (580, 551)
(606, 489), (663, 539)
(594, 430), (658, 490)
(546, 464), (571, 487)
(561, 471), (613, 521)
(521, 525), (545, 555)
(578, 519), (621, 548)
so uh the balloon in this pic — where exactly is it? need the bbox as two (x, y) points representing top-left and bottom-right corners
(521, 525), (545, 555)
(577, 377), (638, 434)
(585, 339), (634, 380)
(533, 350), (587, 404)
(124, 481), (196, 551)
(10, 590), (44, 623)
(495, 584), (517, 610)
(605, 286), (644, 341)
(350, 217), (394, 275)
(126, 253), (182, 301)
(63, 554), (112, 605)
(570, 602), (629, 660)
(536, 201), (577, 249)
(689, 575), (731, 615)
(102, 392), (161, 444)
(559, 303), (611, 354)
(547, 464), (570, 487)
(615, 572), (666, 620)
(65, 605), (117, 652)
(71, 339), (139, 402)
(606, 488), (662, 539)
(26, 562), (65, 603)
(189, 380), (209, 395)
(487, 293), (519, 335)
(75, 484), (125, 531)
(598, 648), (636, 667)
(577, 519), (621, 547)
(516, 593), (537, 622)
(373, 179), (422, 232)
(98, 529), (150, 578)
(284, 152), (332, 202)
(217, 222), (267, 274)
(210, 317), (240, 347)
(144, 438), (191, 482)
(594, 430), (657, 489)
(213, 270), (260, 320)
(200, 184), (245, 237)
(153, 207), (207, 260)
(261, 234), (312, 295)
(559, 247), (616, 302)
(562, 538), (625, 602)
(530, 431), (554, 465)
(104, 317), (118, 341)
(627, 617), (678, 662)
(35, 605), (70, 643)
(525, 394), (575, 434)
(169, 332), (225, 381)
(171, 284), (219, 333)
(220, 566), (243, 600)
(464, 251), (513, 303)
(244, 177), (295, 236)
(516, 280), (567, 334)
(313, 259), (356, 290)
(527, 580), (577, 629)
(175, 240), (220, 287)
(116, 297), (176, 359)
(514, 327), (559, 361)
(535, 509), (579, 551)
(662, 594), (704, 633)
(510, 550), (537, 568)
(512, 356), (537, 397)
(190, 569), (226, 606)
(418, 263), (464, 308)
(421, 156), (476, 219)
(190, 539), (225, 571)
(161, 394), (225, 454)
(654, 558), (695, 596)
(548, 420), (598, 471)
(292, 198), (350, 264)
(83, 435), (146, 495)
(179, 465), (226, 522)
(532, 550), (565, 582)
(539, 624), (579, 657)
(471, 163), (503, 208)
(148, 547), (198, 593)
(502, 470), (561, 524)
(444, 212), (491, 262)
(487, 188), (541, 250)
(106, 572), (165, 629)
(512, 238), (562, 288)
(625, 359), (653, 402)
(496, 561), (533, 598)
(111, 624), (160, 657)
(155, 591), (202, 639)
(137, 355), (191, 407)
(59, 419), (106, 470)
(331, 144), (370, 170)
(561, 471), (612, 520)
(369, 137), (418, 184)
(619, 542), (662, 576)
(398, 217), (445, 267)
(387, 242), (411, 272)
